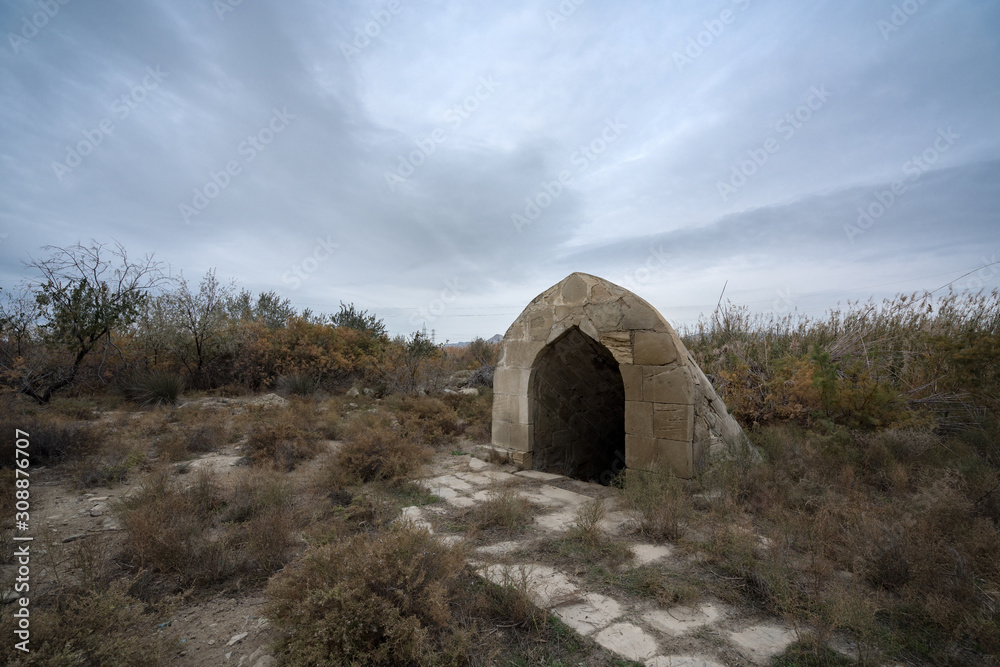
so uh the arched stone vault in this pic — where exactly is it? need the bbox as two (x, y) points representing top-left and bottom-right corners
(491, 272), (750, 480)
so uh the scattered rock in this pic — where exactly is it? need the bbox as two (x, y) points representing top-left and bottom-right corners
(227, 631), (248, 646)
(345, 387), (360, 397)
(459, 387), (479, 396)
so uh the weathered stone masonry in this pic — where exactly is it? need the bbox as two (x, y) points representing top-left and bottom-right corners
(492, 272), (750, 480)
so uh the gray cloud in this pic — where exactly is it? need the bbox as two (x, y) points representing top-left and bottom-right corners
(1, 0), (998, 341)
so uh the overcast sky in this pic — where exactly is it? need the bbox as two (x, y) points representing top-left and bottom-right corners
(2, 0), (998, 341)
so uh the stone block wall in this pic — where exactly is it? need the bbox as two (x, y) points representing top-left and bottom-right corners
(492, 272), (751, 479)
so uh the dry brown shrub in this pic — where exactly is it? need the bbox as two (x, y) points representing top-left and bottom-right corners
(335, 411), (430, 484)
(266, 523), (469, 666)
(246, 410), (321, 470)
(396, 394), (463, 446)
(0, 579), (173, 666)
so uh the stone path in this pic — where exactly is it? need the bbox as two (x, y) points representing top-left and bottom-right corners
(407, 453), (812, 666)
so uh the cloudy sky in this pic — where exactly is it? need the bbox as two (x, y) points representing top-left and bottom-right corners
(1, 0), (998, 341)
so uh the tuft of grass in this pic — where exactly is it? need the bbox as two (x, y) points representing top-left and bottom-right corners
(278, 373), (318, 397)
(469, 485), (533, 533)
(619, 468), (690, 541)
(121, 370), (184, 406)
(394, 394), (464, 446)
(72, 436), (146, 488)
(115, 467), (297, 589)
(0, 412), (104, 468)
(246, 411), (321, 471)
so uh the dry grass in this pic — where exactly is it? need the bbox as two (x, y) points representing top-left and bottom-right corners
(619, 467), (691, 542)
(693, 422), (1000, 663)
(115, 466), (298, 590)
(0, 579), (173, 667)
(394, 394), (464, 446)
(469, 484), (534, 533)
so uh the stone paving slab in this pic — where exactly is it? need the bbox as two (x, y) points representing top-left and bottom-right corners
(727, 623), (797, 664)
(534, 508), (578, 532)
(453, 472), (493, 486)
(552, 592), (623, 636)
(593, 623), (659, 662)
(632, 543), (673, 565)
(398, 506), (434, 533)
(478, 563), (579, 608)
(475, 540), (524, 556)
(642, 603), (723, 636)
(645, 655), (727, 667)
(515, 470), (566, 482)
(533, 485), (595, 505)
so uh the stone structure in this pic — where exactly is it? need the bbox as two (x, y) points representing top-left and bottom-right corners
(491, 272), (750, 480)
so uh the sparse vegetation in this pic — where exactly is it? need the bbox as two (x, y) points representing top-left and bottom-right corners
(2, 244), (998, 665)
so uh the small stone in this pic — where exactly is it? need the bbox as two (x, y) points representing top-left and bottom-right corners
(459, 388), (479, 396)
(227, 632), (248, 646)
(345, 387), (360, 397)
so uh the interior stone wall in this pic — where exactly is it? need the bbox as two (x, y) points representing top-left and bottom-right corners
(531, 327), (625, 482)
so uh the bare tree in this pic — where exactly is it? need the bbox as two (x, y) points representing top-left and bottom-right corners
(169, 268), (235, 385)
(14, 241), (165, 403)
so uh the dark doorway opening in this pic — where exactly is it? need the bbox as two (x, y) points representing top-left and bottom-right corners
(530, 327), (625, 484)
